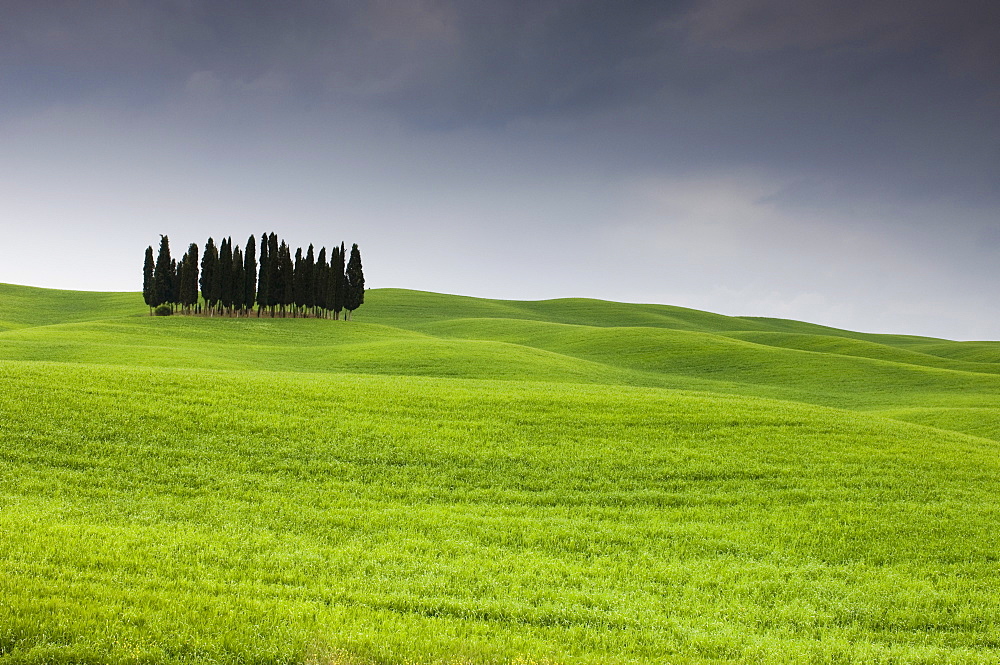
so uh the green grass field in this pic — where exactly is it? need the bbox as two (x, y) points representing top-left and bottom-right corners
(1, 282), (999, 664)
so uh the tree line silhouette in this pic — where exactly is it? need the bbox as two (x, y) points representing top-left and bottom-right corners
(143, 233), (365, 319)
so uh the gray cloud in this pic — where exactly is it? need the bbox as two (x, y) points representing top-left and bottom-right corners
(4, 1), (996, 120)
(3, 0), (997, 200)
(684, 0), (1000, 79)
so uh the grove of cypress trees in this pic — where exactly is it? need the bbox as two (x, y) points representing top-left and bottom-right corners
(145, 233), (363, 319)
(344, 243), (365, 319)
(143, 246), (156, 312)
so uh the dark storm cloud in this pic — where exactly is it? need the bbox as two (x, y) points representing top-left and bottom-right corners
(4, 0), (997, 118)
(5, 0), (996, 203)
(1, 1), (695, 120)
(0, 0), (348, 106)
(674, 0), (1000, 192)
(340, 1), (696, 126)
(685, 0), (1000, 78)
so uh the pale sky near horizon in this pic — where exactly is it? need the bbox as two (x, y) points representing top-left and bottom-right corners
(2, 1), (998, 340)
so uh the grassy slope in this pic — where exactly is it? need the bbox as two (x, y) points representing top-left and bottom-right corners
(2, 283), (1000, 664)
(0, 283), (140, 330)
(3, 289), (1000, 414)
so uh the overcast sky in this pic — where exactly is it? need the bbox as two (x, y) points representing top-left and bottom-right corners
(2, 1), (998, 339)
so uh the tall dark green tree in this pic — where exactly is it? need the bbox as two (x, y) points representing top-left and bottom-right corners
(153, 235), (173, 308)
(201, 238), (217, 312)
(180, 243), (199, 313)
(218, 237), (233, 314)
(169, 258), (180, 310)
(189, 243), (200, 309)
(273, 241), (285, 316)
(267, 233), (280, 315)
(332, 242), (346, 320)
(280, 242), (294, 317)
(272, 240), (284, 316)
(143, 246), (156, 312)
(344, 243), (365, 319)
(177, 253), (188, 312)
(257, 234), (269, 317)
(293, 247), (305, 316)
(315, 247), (328, 317)
(304, 244), (316, 314)
(244, 235), (257, 314)
(231, 245), (245, 316)
(173, 257), (184, 310)
(325, 249), (338, 319)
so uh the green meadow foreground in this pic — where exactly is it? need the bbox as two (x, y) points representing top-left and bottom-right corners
(1, 284), (999, 664)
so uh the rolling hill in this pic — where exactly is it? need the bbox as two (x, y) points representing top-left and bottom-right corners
(1, 283), (998, 665)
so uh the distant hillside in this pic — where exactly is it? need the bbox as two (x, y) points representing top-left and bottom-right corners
(0, 283), (140, 330)
(2, 282), (999, 438)
(3, 281), (1000, 664)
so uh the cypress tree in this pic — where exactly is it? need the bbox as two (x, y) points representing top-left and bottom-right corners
(201, 238), (219, 315)
(153, 235), (172, 308)
(304, 244), (316, 314)
(267, 233), (279, 315)
(218, 237), (233, 314)
(143, 246), (155, 312)
(177, 256), (188, 312)
(174, 257), (183, 308)
(332, 242), (346, 320)
(257, 234), (269, 317)
(315, 247), (328, 317)
(182, 243), (199, 313)
(244, 235), (257, 314)
(344, 243), (365, 319)
(190, 243), (200, 310)
(280, 242), (294, 317)
(325, 248), (338, 320)
(231, 245), (245, 316)
(200, 238), (212, 306)
(293, 247), (305, 316)
(170, 258), (179, 310)
(273, 241), (287, 316)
